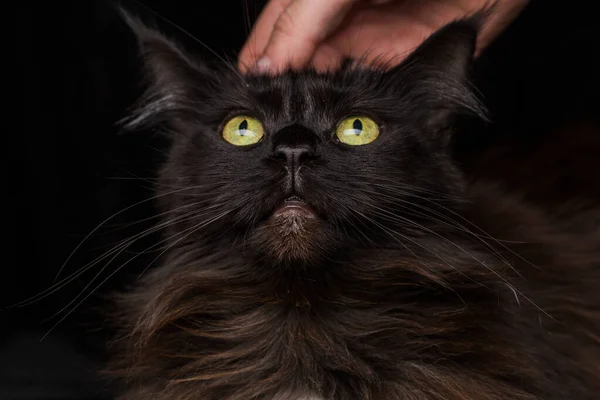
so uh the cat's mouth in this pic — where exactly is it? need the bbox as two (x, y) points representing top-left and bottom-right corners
(285, 195), (305, 203)
(272, 195), (317, 220)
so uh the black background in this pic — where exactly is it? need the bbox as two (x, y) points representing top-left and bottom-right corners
(5, 1), (598, 399)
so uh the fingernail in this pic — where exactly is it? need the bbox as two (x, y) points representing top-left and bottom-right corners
(255, 56), (271, 73)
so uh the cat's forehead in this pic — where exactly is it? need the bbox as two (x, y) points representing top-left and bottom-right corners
(242, 70), (373, 125)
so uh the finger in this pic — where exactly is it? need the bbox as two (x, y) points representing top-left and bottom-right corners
(238, 0), (293, 72)
(258, 0), (357, 73)
(309, 43), (345, 73)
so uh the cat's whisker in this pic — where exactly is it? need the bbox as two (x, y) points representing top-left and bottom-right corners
(96, 202), (227, 256)
(359, 176), (463, 200)
(355, 187), (515, 269)
(11, 207), (212, 309)
(13, 228), (158, 309)
(400, 203), (515, 268)
(43, 208), (230, 322)
(357, 180), (539, 266)
(371, 182), (541, 270)
(337, 205), (380, 248)
(365, 206), (552, 319)
(343, 190), (504, 288)
(106, 175), (197, 181)
(134, 200), (247, 282)
(348, 209), (472, 304)
(94, 201), (206, 237)
(106, 176), (206, 190)
(39, 207), (238, 341)
(52, 186), (202, 283)
(369, 205), (502, 269)
(386, 201), (515, 272)
(353, 209), (421, 259)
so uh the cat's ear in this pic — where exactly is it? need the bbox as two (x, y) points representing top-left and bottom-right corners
(117, 8), (218, 131)
(385, 16), (488, 133)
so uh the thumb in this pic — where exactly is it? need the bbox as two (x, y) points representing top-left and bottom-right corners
(257, 0), (357, 73)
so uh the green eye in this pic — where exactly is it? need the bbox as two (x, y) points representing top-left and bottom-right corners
(335, 116), (380, 146)
(222, 115), (265, 146)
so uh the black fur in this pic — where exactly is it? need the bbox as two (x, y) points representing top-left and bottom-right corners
(108, 10), (600, 400)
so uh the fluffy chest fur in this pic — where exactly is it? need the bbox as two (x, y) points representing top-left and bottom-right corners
(112, 183), (600, 400)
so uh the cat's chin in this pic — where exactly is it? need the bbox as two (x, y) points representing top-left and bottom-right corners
(248, 199), (331, 264)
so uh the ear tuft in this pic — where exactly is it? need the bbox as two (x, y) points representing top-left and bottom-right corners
(386, 12), (492, 130)
(115, 6), (215, 132)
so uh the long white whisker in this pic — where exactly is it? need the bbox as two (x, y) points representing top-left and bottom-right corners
(52, 186), (201, 283)
(11, 207), (213, 308)
(365, 206), (551, 318)
(39, 207), (236, 341)
(358, 187), (516, 270)
(363, 182), (539, 267)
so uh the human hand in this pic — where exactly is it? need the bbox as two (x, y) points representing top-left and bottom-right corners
(238, 0), (529, 73)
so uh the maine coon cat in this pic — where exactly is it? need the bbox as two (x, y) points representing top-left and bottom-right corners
(108, 10), (600, 400)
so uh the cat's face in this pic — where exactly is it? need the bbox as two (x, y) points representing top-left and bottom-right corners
(124, 16), (485, 266)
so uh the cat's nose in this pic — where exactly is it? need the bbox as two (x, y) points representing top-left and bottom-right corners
(272, 124), (319, 171)
(274, 144), (314, 170)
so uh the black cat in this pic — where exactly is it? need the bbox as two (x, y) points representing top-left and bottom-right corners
(108, 11), (600, 400)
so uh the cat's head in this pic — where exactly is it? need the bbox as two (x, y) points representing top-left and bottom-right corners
(121, 11), (486, 266)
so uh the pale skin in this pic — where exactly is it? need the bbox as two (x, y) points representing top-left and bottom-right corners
(238, 0), (530, 73)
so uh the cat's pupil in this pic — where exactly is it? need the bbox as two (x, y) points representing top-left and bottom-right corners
(353, 119), (362, 133)
(238, 119), (248, 132)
